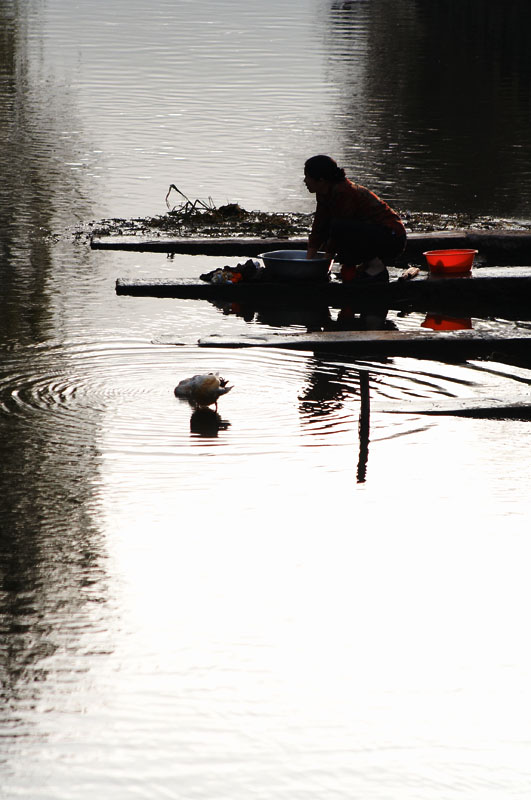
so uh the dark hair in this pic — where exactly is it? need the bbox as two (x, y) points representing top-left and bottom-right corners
(304, 155), (346, 183)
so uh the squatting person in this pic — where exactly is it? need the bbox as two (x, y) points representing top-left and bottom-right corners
(304, 154), (407, 282)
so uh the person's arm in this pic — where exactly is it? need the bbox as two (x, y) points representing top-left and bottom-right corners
(307, 197), (330, 258)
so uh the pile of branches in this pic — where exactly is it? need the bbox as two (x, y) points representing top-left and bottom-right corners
(154, 184), (312, 238)
(164, 184), (219, 217)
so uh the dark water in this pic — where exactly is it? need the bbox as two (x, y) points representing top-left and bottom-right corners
(3, 0), (531, 224)
(1, 2), (531, 798)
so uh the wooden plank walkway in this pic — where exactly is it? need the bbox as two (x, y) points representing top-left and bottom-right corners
(96, 229), (531, 264)
(115, 267), (531, 318)
(374, 396), (531, 419)
(154, 329), (531, 361)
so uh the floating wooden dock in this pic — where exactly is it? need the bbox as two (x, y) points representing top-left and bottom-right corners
(96, 229), (531, 265)
(116, 267), (531, 319)
(196, 329), (531, 359)
(107, 229), (531, 361)
(376, 396), (531, 419)
(153, 328), (531, 363)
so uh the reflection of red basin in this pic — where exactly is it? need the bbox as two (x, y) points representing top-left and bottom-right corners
(421, 313), (473, 331)
(423, 249), (477, 273)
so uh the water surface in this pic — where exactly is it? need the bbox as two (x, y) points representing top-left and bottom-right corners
(3, 0), (531, 223)
(2, 2), (531, 798)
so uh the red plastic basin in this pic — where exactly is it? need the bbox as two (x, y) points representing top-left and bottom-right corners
(423, 249), (478, 273)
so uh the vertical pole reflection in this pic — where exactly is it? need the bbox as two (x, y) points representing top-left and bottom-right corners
(357, 370), (370, 483)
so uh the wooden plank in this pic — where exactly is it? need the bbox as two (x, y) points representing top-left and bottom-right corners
(94, 235), (307, 255)
(187, 329), (531, 359)
(95, 229), (531, 264)
(376, 397), (531, 418)
(115, 269), (531, 318)
(153, 329), (531, 361)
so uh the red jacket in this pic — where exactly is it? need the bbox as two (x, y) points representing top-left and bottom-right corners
(308, 178), (405, 252)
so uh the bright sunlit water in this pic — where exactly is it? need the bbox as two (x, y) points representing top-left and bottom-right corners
(2, 1), (531, 798)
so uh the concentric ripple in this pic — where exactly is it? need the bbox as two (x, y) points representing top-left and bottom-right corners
(0, 339), (528, 464)
(0, 340), (162, 418)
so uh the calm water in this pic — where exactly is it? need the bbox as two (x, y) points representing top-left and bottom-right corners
(2, 2), (531, 798)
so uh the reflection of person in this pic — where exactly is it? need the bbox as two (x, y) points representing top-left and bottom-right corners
(304, 154), (406, 282)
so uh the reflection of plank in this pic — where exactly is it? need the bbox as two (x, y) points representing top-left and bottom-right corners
(190, 329), (529, 356)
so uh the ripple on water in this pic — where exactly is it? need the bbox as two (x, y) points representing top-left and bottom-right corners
(1, 337), (526, 462)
